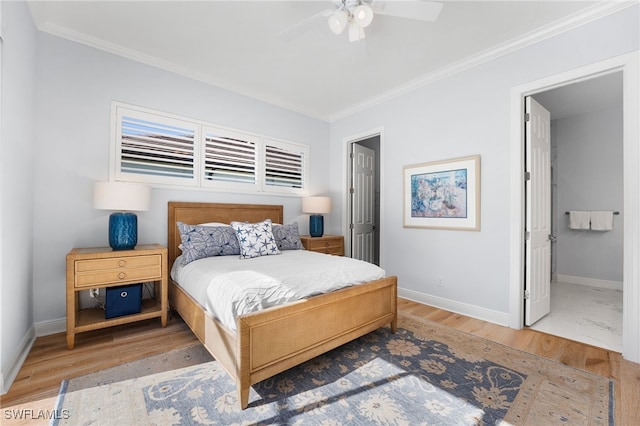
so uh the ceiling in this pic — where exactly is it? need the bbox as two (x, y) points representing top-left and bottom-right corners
(534, 72), (623, 120)
(27, 1), (631, 121)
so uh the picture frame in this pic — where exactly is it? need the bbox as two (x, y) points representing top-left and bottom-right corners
(403, 155), (480, 231)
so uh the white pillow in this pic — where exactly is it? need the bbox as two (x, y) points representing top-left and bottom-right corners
(198, 222), (230, 227)
(231, 219), (281, 259)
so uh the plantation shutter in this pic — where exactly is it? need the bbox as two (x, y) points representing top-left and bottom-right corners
(115, 107), (197, 185)
(202, 127), (259, 188)
(264, 139), (307, 193)
(111, 102), (308, 194)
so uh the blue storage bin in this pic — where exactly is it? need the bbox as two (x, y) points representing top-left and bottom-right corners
(105, 284), (142, 319)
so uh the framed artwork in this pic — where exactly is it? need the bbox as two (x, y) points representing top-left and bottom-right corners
(403, 155), (480, 230)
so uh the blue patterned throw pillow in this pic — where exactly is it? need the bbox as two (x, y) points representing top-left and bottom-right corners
(231, 219), (281, 259)
(177, 222), (240, 265)
(272, 223), (304, 250)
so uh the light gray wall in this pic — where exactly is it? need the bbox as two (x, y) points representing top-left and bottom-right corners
(329, 5), (638, 319)
(555, 106), (624, 282)
(1, 1), (37, 390)
(31, 34), (330, 324)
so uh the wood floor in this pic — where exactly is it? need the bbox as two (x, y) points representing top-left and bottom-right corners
(2, 298), (639, 425)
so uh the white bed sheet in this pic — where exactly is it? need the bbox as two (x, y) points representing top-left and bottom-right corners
(171, 250), (386, 331)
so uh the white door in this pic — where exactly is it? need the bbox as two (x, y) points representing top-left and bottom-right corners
(351, 143), (375, 263)
(525, 96), (552, 326)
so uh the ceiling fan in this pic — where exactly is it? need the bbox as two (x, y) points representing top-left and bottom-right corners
(280, 0), (444, 43)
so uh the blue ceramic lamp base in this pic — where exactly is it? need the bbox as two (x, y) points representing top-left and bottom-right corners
(309, 214), (324, 238)
(109, 212), (138, 250)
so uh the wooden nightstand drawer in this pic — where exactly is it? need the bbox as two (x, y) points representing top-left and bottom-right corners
(74, 254), (162, 288)
(301, 235), (344, 256)
(76, 254), (161, 273)
(75, 265), (161, 287)
(306, 239), (342, 251)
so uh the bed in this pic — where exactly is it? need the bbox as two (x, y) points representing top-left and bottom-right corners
(167, 202), (398, 409)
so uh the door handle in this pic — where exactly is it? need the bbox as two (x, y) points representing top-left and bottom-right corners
(548, 234), (557, 242)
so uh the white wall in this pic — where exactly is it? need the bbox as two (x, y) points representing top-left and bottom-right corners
(31, 34), (330, 324)
(556, 106), (624, 283)
(1, 1), (37, 392)
(329, 5), (639, 324)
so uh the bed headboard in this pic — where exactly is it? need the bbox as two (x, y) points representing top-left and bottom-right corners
(167, 202), (284, 270)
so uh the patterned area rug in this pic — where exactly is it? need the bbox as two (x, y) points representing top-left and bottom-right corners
(53, 313), (613, 425)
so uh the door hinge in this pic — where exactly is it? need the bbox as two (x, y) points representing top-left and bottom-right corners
(349, 223), (355, 230)
(349, 187), (355, 194)
(525, 113), (531, 122)
(350, 152), (354, 159)
(525, 231), (531, 240)
(524, 290), (531, 300)
(524, 171), (531, 181)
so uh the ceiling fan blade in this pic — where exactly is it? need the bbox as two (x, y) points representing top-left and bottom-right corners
(371, 0), (443, 22)
(278, 8), (334, 41)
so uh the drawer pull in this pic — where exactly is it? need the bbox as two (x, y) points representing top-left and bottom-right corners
(119, 260), (126, 267)
(324, 242), (329, 247)
(118, 272), (127, 280)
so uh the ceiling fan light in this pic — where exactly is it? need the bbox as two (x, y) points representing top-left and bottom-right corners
(348, 22), (365, 42)
(353, 4), (374, 28)
(328, 10), (349, 35)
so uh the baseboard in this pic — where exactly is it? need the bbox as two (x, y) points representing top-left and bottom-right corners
(1, 318), (65, 395)
(555, 274), (623, 291)
(1, 326), (36, 395)
(398, 287), (511, 327)
(35, 317), (66, 337)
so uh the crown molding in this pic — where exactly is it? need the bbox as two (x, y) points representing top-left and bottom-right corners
(27, 2), (330, 121)
(328, 1), (638, 122)
(27, 1), (637, 123)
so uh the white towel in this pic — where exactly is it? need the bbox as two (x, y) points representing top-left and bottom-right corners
(590, 211), (614, 231)
(569, 211), (590, 230)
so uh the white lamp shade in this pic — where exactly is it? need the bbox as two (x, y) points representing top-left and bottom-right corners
(94, 181), (150, 212)
(328, 9), (349, 34)
(302, 196), (332, 214)
(353, 4), (374, 28)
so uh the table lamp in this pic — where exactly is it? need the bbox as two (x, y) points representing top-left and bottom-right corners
(94, 181), (150, 250)
(302, 196), (331, 237)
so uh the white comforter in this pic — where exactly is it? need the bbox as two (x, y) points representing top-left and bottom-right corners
(171, 250), (386, 331)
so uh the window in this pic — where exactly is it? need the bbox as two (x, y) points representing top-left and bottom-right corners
(111, 102), (308, 195)
(115, 107), (199, 186)
(264, 139), (306, 190)
(202, 127), (259, 190)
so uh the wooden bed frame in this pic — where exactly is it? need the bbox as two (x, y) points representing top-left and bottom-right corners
(167, 202), (397, 409)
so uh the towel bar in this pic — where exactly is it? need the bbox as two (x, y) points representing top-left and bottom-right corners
(564, 211), (620, 215)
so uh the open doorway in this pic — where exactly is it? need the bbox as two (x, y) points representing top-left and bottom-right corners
(347, 135), (381, 265)
(525, 73), (624, 352)
(510, 52), (639, 364)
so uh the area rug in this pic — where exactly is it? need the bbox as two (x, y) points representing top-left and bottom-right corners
(53, 313), (613, 425)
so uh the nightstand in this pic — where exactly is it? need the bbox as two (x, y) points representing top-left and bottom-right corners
(300, 235), (344, 256)
(65, 244), (168, 349)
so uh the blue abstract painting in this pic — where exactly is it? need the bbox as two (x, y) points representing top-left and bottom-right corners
(411, 168), (468, 218)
